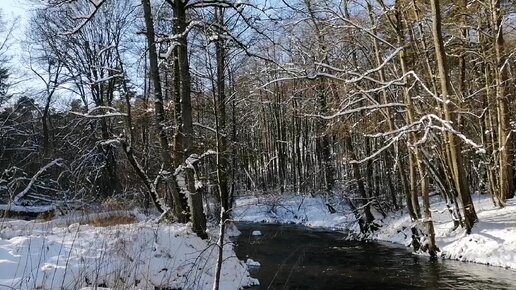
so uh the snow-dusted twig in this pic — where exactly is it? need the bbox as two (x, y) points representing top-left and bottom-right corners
(348, 132), (403, 164)
(71, 111), (128, 118)
(316, 47), (403, 82)
(305, 103), (406, 120)
(194, 122), (227, 137)
(87, 73), (123, 85)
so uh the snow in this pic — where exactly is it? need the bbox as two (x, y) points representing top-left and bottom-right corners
(251, 230), (262, 236)
(2, 192), (513, 290)
(233, 193), (516, 271)
(245, 258), (260, 268)
(225, 222), (241, 237)
(374, 194), (516, 270)
(236, 0), (249, 5)
(0, 217), (258, 289)
(233, 194), (354, 229)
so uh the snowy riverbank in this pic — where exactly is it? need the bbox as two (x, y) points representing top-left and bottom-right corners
(1, 193), (513, 290)
(375, 193), (516, 269)
(233, 193), (516, 270)
(0, 211), (257, 290)
(233, 194), (357, 229)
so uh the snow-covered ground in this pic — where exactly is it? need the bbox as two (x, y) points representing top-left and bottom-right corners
(0, 211), (257, 290)
(233, 193), (516, 271)
(375, 193), (516, 270)
(233, 194), (355, 229)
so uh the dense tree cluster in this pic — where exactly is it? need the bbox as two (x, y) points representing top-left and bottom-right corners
(1, 0), (515, 260)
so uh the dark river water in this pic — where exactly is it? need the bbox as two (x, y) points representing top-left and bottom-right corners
(235, 223), (516, 290)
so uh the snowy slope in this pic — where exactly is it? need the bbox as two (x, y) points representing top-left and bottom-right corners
(0, 217), (258, 290)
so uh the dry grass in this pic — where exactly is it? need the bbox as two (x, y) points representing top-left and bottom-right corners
(89, 215), (136, 227)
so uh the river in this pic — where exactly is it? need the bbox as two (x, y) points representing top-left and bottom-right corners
(235, 223), (516, 290)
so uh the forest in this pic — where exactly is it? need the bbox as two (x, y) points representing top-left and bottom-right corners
(0, 0), (515, 289)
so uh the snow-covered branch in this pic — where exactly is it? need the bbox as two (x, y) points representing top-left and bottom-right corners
(305, 103), (406, 120)
(71, 106), (128, 118)
(13, 159), (64, 205)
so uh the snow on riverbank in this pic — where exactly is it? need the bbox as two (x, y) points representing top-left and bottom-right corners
(0, 214), (258, 290)
(233, 194), (355, 229)
(375, 193), (516, 270)
(233, 193), (516, 270)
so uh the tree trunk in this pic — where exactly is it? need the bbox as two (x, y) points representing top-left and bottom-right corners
(345, 135), (375, 232)
(431, 0), (477, 233)
(492, 0), (514, 203)
(141, 0), (187, 220)
(174, 0), (207, 238)
(213, 8), (229, 289)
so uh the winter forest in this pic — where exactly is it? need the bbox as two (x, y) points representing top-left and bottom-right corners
(0, 0), (516, 289)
